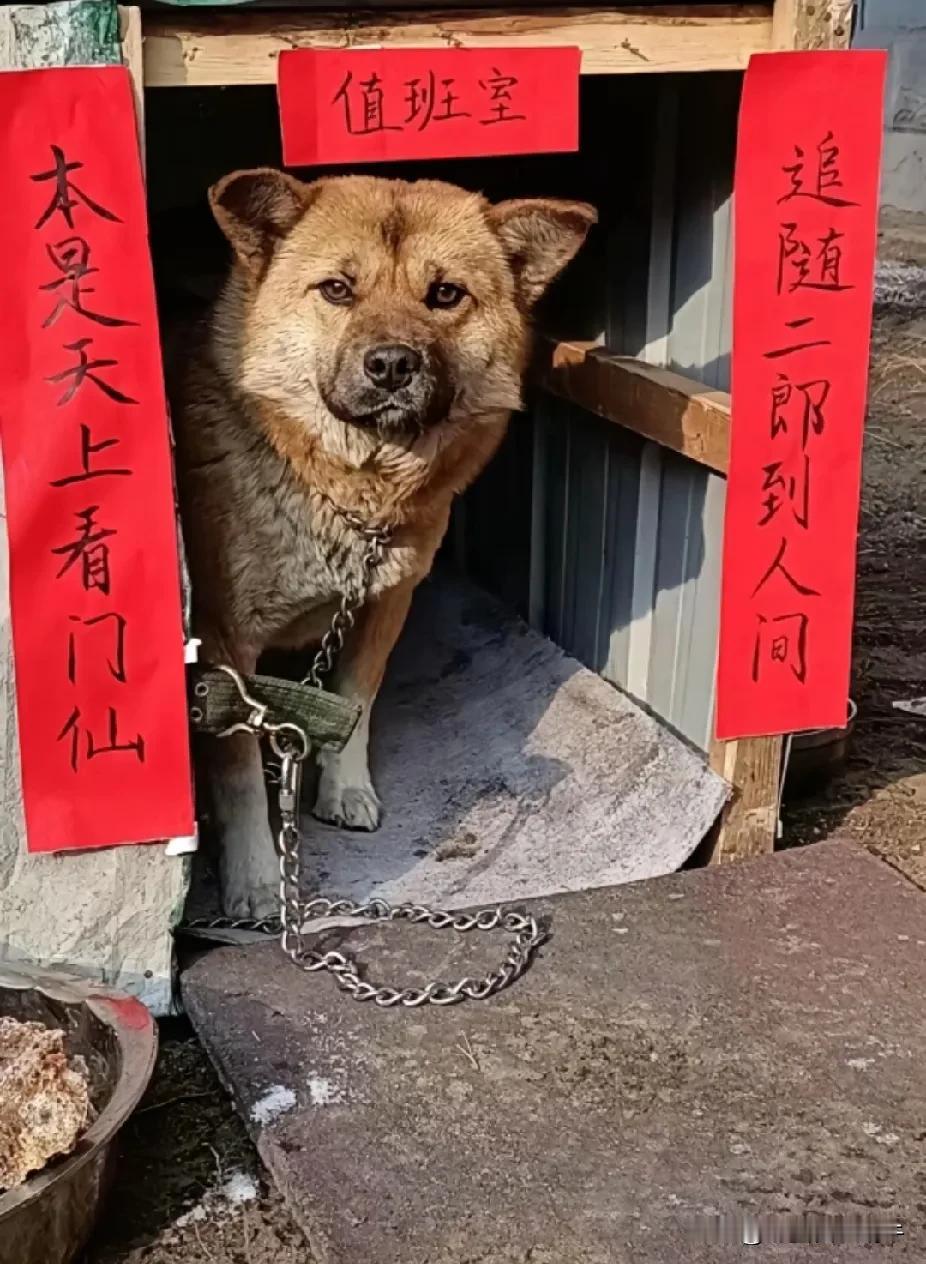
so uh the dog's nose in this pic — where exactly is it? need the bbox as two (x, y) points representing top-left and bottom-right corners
(363, 344), (422, 392)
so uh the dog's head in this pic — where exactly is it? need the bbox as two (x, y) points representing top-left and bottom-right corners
(210, 170), (595, 439)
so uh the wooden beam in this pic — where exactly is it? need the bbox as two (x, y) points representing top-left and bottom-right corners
(771, 0), (853, 49)
(119, 7), (145, 161)
(142, 5), (774, 88)
(707, 736), (783, 863)
(534, 337), (730, 474)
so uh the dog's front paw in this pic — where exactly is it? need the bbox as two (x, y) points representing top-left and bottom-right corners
(219, 831), (281, 921)
(313, 773), (382, 831)
(222, 878), (280, 923)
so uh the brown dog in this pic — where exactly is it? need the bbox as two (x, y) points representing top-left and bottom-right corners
(170, 168), (595, 917)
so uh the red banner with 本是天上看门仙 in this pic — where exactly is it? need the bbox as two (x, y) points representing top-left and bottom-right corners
(0, 66), (194, 851)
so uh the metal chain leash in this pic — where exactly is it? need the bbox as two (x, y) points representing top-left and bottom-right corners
(301, 506), (389, 689)
(185, 496), (546, 1006)
(272, 741), (545, 1007)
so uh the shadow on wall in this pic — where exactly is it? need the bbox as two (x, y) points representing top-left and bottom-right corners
(456, 75), (740, 749)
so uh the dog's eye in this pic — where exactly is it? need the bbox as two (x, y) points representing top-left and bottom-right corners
(318, 278), (353, 306)
(426, 282), (467, 310)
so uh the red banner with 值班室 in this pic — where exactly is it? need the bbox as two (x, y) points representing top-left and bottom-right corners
(277, 47), (581, 166)
(0, 66), (194, 851)
(716, 51), (886, 741)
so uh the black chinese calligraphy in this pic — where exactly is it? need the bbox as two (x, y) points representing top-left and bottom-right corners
(751, 612), (809, 685)
(29, 141), (145, 786)
(333, 71), (402, 136)
(762, 316), (831, 360)
(52, 504), (116, 594)
(778, 132), (859, 209)
(737, 109), (871, 707)
(752, 536), (820, 600)
(777, 223), (854, 295)
(41, 236), (136, 329)
(67, 611), (127, 684)
(32, 145), (121, 231)
(478, 69), (527, 125)
(46, 336), (138, 406)
(771, 375), (828, 443)
(403, 72), (470, 130)
(759, 375), (830, 529)
(759, 460), (808, 529)
(49, 423), (132, 488)
(331, 64), (528, 136)
(57, 704), (144, 773)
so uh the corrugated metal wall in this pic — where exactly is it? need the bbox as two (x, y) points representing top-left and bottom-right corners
(458, 73), (741, 753)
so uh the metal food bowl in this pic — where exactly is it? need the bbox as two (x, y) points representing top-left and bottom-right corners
(0, 964), (157, 1264)
(783, 699), (858, 799)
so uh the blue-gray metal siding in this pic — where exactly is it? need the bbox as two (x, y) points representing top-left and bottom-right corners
(458, 74), (739, 753)
(858, 0), (924, 31)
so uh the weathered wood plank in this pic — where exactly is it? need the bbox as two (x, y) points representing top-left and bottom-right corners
(707, 735), (784, 863)
(534, 337), (731, 474)
(119, 4), (145, 157)
(771, 0), (854, 50)
(142, 5), (775, 87)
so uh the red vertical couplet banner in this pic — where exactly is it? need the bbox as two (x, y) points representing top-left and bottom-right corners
(0, 67), (194, 852)
(715, 51), (886, 741)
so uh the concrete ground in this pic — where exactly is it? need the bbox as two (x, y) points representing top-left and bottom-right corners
(82, 209), (926, 1264)
(181, 842), (926, 1264)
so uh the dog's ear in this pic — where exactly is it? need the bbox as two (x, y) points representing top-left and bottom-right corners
(209, 168), (312, 278)
(488, 199), (597, 307)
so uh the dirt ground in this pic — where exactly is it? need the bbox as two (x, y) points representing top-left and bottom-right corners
(80, 208), (926, 1264)
(81, 1022), (309, 1264)
(784, 208), (926, 880)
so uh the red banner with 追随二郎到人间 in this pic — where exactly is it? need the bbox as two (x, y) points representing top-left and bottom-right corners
(716, 50), (887, 741)
(0, 66), (194, 852)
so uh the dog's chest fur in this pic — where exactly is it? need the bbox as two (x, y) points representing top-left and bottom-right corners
(173, 355), (460, 657)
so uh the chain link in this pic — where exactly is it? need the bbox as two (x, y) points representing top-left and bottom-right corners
(186, 500), (546, 1007)
(273, 749), (545, 1007)
(302, 508), (390, 689)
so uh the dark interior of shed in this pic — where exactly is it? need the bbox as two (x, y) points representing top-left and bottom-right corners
(145, 72), (738, 651)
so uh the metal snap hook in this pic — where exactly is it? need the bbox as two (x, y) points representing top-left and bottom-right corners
(268, 722), (310, 762)
(214, 664), (270, 737)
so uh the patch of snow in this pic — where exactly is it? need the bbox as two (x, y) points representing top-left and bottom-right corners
(308, 1075), (345, 1106)
(172, 1168), (260, 1232)
(175, 1204), (207, 1228)
(221, 1171), (260, 1204)
(251, 1084), (296, 1125)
